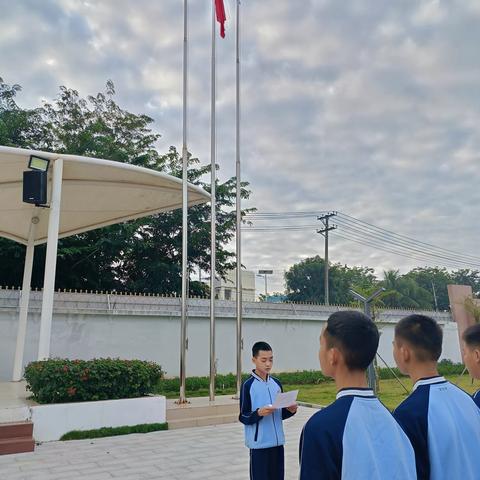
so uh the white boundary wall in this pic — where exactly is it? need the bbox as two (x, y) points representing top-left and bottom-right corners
(0, 290), (459, 381)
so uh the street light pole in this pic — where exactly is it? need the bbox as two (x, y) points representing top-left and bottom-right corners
(258, 270), (273, 299)
(431, 280), (439, 311)
(350, 288), (385, 394)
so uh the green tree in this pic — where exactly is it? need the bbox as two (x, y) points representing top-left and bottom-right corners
(338, 265), (379, 296)
(404, 267), (452, 310)
(451, 269), (480, 296)
(0, 77), (253, 294)
(0, 76), (54, 149)
(284, 256), (378, 304)
(380, 269), (433, 309)
(285, 256), (325, 303)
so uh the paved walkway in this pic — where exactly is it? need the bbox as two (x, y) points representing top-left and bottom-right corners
(0, 407), (317, 480)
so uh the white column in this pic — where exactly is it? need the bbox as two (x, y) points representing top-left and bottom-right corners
(37, 159), (63, 360)
(12, 217), (38, 381)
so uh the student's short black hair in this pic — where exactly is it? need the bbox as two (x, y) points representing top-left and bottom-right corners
(395, 314), (442, 361)
(252, 341), (272, 357)
(463, 324), (480, 348)
(324, 310), (379, 371)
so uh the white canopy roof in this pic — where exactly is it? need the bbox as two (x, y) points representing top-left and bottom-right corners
(0, 146), (210, 245)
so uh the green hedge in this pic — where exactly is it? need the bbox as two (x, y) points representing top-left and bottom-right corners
(437, 359), (466, 376)
(377, 366), (406, 380)
(156, 370), (329, 393)
(24, 358), (163, 404)
(156, 361), (466, 393)
(377, 360), (465, 380)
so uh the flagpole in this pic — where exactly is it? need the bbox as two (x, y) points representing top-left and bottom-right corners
(235, 0), (243, 398)
(179, 0), (189, 404)
(209, 0), (217, 402)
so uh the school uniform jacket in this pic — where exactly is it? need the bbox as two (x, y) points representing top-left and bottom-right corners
(299, 388), (416, 480)
(239, 371), (295, 449)
(393, 376), (480, 480)
(473, 389), (480, 408)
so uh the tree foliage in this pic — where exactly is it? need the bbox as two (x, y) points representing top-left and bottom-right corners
(380, 269), (433, 309)
(285, 256), (379, 305)
(285, 256), (480, 310)
(0, 77), (252, 294)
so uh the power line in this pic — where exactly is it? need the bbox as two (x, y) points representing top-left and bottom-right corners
(332, 231), (474, 270)
(242, 225), (318, 231)
(334, 219), (480, 269)
(337, 212), (480, 263)
(245, 211), (326, 218)
(241, 210), (480, 270)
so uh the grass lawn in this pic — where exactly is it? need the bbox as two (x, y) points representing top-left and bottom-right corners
(161, 374), (480, 411)
(288, 374), (480, 410)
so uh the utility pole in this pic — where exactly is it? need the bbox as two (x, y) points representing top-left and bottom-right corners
(317, 212), (337, 305)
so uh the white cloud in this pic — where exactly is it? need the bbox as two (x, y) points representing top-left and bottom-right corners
(1, 0), (480, 295)
(412, 0), (447, 26)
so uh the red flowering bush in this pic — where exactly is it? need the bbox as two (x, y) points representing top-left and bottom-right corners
(24, 358), (163, 404)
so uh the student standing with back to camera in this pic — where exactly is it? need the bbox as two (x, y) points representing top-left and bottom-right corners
(299, 310), (416, 480)
(392, 314), (480, 479)
(239, 341), (297, 480)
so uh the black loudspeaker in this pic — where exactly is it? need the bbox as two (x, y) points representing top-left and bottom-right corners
(23, 170), (47, 205)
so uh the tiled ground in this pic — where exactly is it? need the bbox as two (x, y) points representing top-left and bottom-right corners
(0, 407), (316, 480)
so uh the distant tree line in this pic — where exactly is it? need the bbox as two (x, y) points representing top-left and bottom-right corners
(284, 256), (480, 310)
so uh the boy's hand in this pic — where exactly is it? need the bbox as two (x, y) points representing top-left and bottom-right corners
(286, 403), (298, 414)
(258, 405), (275, 417)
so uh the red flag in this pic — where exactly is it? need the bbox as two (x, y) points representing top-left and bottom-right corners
(215, 0), (226, 38)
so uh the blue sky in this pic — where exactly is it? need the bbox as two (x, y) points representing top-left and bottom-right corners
(1, 0), (480, 292)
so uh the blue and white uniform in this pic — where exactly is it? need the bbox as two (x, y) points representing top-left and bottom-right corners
(393, 376), (480, 480)
(239, 371), (295, 480)
(473, 389), (480, 408)
(299, 388), (416, 480)
(239, 371), (295, 449)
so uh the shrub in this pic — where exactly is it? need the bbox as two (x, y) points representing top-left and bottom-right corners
(377, 360), (465, 380)
(156, 373), (243, 393)
(155, 362), (466, 394)
(60, 422), (168, 441)
(155, 370), (328, 394)
(274, 370), (328, 385)
(24, 358), (163, 404)
(377, 366), (406, 380)
(437, 359), (465, 376)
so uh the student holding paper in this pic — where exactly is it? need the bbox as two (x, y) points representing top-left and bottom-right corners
(239, 341), (297, 480)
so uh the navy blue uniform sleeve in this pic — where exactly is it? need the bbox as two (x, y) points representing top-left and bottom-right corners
(299, 408), (344, 480)
(393, 392), (430, 480)
(271, 377), (296, 420)
(474, 390), (480, 408)
(282, 407), (295, 420)
(239, 379), (261, 425)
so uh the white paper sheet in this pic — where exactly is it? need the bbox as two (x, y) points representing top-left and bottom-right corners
(271, 389), (298, 409)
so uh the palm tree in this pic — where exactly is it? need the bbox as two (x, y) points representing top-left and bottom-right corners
(381, 270), (433, 309)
